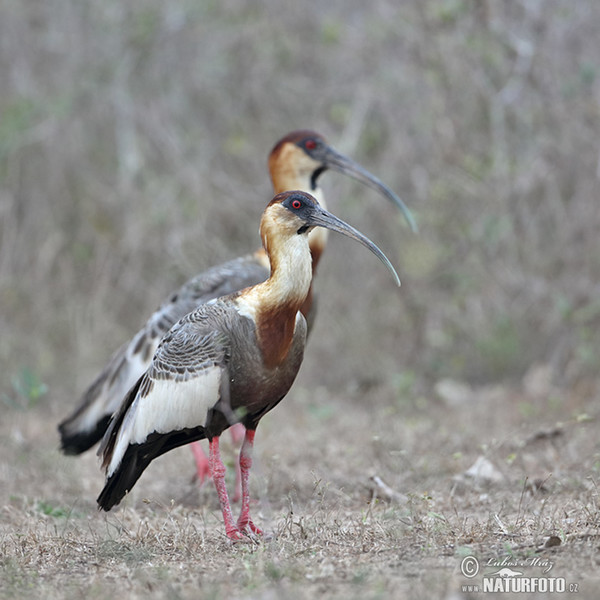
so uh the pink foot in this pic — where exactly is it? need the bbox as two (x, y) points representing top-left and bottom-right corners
(237, 517), (263, 537)
(224, 525), (245, 541)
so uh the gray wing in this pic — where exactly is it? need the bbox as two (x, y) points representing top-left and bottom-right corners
(97, 303), (237, 509)
(59, 253), (268, 454)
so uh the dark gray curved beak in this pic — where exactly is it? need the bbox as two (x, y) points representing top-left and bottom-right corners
(306, 205), (401, 287)
(323, 146), (418, 234)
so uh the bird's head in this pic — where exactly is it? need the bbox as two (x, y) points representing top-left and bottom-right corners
(261, 191), (401, 287)
(268, 130), (417, 233)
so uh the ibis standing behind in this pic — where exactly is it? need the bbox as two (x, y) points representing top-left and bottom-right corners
(58, 130), (415, 487)
(97, 190), (400, 540)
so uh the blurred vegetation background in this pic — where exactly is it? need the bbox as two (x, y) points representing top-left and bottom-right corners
(1, 0), (599, 416)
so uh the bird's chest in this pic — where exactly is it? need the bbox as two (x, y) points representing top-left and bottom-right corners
(227, 313), (307, 412)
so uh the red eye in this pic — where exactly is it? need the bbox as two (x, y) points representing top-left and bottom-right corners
(304, 139), (317, 150)
(292, 199), (302, 209)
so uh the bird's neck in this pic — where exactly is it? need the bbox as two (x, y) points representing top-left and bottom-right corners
(238, 231), (313, 368)
(272, 173), (328, 271)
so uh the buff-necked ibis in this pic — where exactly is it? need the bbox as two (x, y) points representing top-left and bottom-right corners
(58, 130), (415, 490)
(96, 190), (400, 540)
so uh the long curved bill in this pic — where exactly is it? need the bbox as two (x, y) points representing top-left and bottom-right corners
(306, 205), (401, 287)
(323, 145), (418, 234)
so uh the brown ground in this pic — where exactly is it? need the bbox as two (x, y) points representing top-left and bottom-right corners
(2, 367), (599, 599)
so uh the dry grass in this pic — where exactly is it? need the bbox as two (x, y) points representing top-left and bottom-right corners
(2, 1), (600, 598)
(2, 374), (600, 598)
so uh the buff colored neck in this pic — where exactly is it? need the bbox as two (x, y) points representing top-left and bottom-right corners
(238, 214), (313, 367)
(245, 216), (313, 317)
(270, 165), (328, 272)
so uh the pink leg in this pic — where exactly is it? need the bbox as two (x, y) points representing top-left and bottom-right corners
(230, 424), (245, 503)
(236, 429), (262, 536)
(231, 461), (243, 504)
(192, 428), (244, 499)
(208, 437), (243, 540)
(190, 441), (211, 485)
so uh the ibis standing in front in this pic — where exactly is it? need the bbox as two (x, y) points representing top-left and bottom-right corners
(59, 130), (415, 495)
(97, 190), (400, 540)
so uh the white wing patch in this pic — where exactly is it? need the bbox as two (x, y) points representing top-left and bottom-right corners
(105, 343), (157, 415)
(107, 366), (222, 477)
(86, 336), (160, 435)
